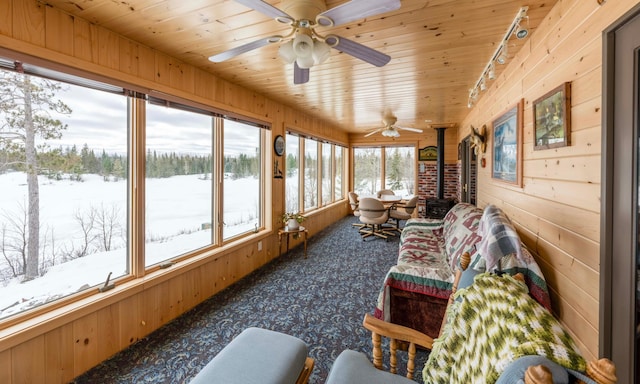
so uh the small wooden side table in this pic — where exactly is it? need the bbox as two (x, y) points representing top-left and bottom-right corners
(278, 226), (308, 258)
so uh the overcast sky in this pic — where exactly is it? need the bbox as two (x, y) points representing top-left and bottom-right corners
(45, 82), (257, 157)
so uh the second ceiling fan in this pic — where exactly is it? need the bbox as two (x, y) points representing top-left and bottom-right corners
(364, 113), (424, 138)
(208, 0), (401, 84)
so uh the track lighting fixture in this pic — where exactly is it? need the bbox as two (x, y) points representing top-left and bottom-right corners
(467, 6), (528, 108)
(488, 63), (496, 80)
(515, 16), (530, 39)
(496, 44), (508, 65)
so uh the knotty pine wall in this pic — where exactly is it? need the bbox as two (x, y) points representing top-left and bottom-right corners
(460, 0), (638, 362)
(0, 1), (349, 382)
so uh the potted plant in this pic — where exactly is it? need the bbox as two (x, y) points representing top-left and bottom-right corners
(282, 212), (306, 230)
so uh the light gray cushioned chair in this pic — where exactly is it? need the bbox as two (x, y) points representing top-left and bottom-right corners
(376, 189), (395, 198)
(358, 197), (394, 241)
(389, 195), (419, 231)
(348, 191), (366, 232)
(326, 350), (415, 384)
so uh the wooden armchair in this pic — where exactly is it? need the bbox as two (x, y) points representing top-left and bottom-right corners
(361, 251), (472, 381)
(358, 252), (618, 384)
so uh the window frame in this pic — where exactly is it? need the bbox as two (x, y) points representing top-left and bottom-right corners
(352, 144), (418, 197)
(284, 130), (347, 215)
(0, 54), (272, 328)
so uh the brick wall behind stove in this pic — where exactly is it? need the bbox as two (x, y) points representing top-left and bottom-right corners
(417, 162), (459, 215)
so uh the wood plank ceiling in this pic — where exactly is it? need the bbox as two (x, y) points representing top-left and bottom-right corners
(42, 0), (558, 135)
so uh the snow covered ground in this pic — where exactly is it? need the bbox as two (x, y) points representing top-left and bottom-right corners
(0, 172), (258, 319)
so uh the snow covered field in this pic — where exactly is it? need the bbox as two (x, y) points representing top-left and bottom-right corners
(0, 172), (258, 319)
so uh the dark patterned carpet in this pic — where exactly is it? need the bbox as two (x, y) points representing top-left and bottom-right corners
(72, 216), (429, 383)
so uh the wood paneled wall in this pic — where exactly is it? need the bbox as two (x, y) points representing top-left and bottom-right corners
(0, 0), (348, 382)
(459, 0), (637, 362)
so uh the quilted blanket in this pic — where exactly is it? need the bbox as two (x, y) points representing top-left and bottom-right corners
(422, 273), (586, 384)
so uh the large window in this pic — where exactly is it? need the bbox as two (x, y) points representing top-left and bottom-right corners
(0, 65), (128, 320)
(223, 119), (262, 239)
(145, 105), (267, 264)
(0, 57), (268, 323)
(354, 146), (416, 196)
(385, 146), (415, 196)
(321, 142), (332, 206)
(285, 133), (300, 213)
(354, 147), (382, 195)
(335, 146), (344, 201)
(284, 133), (345, 214)
(304, 138), (318, 211)
(145, 101), (213, 266)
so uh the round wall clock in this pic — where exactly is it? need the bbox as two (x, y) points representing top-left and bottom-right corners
(274, 135), (285, 156)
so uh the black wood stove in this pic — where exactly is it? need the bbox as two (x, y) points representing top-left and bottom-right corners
(425, 127), (455, 219)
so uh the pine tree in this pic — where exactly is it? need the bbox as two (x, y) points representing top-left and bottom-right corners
(0, 69), (71, 280)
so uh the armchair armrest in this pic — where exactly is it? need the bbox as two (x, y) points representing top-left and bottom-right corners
(362, 313), (434, 380)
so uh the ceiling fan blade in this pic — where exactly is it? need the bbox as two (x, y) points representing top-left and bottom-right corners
(325, 35), (391, 67)
(234, 0), (293, 22)
(364, 128), (383, 137)
(208, 36), (280, 62)
(398, 127), (424, 133)
(316, 0), (401, 27)
(293, 62), (309, 84)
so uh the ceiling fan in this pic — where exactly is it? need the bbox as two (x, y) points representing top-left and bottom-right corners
(364, 113), (424, 138)
(208, 0), (401, 84)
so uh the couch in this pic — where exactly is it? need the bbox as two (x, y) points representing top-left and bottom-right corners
(375, 203), (551, 338)
(327, 265), (617, 384)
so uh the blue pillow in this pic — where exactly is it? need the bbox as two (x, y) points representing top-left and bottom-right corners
(457, 266), (481, 291)
(496, 355), (569, 384)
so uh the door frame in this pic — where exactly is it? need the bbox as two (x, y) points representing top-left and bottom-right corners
(601, 4), (640, 383)
(459, 135), (477, 205)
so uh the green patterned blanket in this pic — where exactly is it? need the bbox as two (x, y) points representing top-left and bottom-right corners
(422, 273), (586, 383)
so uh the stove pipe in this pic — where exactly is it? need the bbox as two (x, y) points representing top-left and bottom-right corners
(435, 127), (446, 199)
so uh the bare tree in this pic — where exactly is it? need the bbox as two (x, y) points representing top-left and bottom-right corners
(0, 65), (71, 280)
(95, 203), (122, 252)
(74, 208), (98, 258)
(39, 224), (57, 275)
(0, 205), (28, 278)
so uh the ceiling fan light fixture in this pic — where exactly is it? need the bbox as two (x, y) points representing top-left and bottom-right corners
(278, 40), (296, 64)
(212, 0), (400, 84)
(292, 33), (314, 58)
(296, 55), (315, 69)
(312, 39), (331, 64)
(381, 128), (400, 138)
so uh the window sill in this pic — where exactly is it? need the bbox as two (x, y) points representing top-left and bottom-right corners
(0, 230), (271, 352)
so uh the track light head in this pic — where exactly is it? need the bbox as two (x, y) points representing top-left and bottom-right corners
(488, 63), (496, 80)
(496, 45), (508, 65)
(515, 26), (529, 39)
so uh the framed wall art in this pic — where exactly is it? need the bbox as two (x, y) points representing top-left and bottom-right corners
(492, 99), (523, 186)
(419, 146), (437, 161)
(533, 82), (571, 150)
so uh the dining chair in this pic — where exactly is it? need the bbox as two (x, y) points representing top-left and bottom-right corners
(376, 189), (395, 198)
(348, 191), (367, 232)
(358, 197), (395, 241)
(389, 195), (419, 231)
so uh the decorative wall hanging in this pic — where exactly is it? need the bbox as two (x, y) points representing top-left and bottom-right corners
(492, 99), (523, 186)
(533, 82), (571, 150)
(274, 134), (285, 156)
(469, 124), (487, 155)
(274, 159), (283, 179)
(419, 146), (437, 161)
